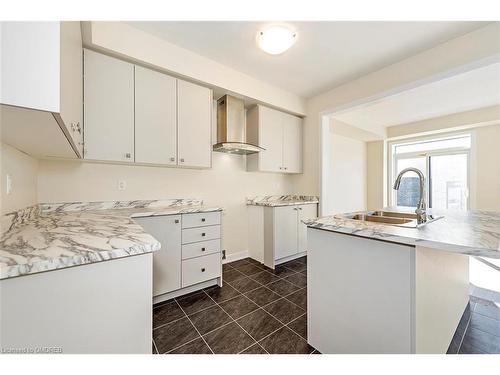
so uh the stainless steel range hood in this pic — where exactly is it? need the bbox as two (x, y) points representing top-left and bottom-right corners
(213, 95), (265, 155)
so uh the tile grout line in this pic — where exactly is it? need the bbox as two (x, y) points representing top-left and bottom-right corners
(152, 338), (159, 354)
(174, 298), (215, 354)
(202, 289), (260, 354)
(157, 258), (307, 354)
(165, 335), (203, 354)
(457, 307), (473, 354)
(285, 312), (308, 340)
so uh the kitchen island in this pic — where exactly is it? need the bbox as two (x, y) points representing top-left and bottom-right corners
(0, 199), (221, 354)
(304, 208), (500, 354)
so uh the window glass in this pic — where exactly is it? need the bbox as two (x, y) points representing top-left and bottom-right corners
(394, 136), (470, 155)
(429, 153), (468, 210)
(395, 157), (426, 207)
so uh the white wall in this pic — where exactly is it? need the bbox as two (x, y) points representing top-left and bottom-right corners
(471, 124), (500, 211)
(294, 23), (500, 196)
(1, 143), (38, 214)
(325, 132), (366, 215)
(366, 140), (385, 210)
(37, 154), (294, 258)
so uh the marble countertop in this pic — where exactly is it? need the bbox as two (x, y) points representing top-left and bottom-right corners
(304, 207), (500, 259)
(0, 199), (222, 280)
(247, 195), (319, 207)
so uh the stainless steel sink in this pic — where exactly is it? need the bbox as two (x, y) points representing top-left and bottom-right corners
(339, 210), (443, 228)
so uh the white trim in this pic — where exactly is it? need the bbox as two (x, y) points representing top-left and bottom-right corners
(222, 250), (249, 264)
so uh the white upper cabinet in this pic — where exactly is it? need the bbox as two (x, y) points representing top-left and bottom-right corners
(282, 112), (303, 173)
(83, 50), (212, 168)
(0, 21), (83, 158)
(259, 106), (284, 172)
(83, 49), (135, 162)
(135, 66), (177, 165)
(177, 79), (212, 168)
(246, 105), (303, 173)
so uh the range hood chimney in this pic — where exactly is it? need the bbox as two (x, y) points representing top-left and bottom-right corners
(213, 95), (264, 155)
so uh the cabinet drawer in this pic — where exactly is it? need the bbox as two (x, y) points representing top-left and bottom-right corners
(182, 212), (221, 228)
(182, 253), (221, 287)
(182, 239), (220, 260)
(182, 225), (220, 244)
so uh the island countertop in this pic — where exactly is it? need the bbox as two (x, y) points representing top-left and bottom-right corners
(303, 207), (500, 259)
(246, 195), (319, 207)
(0, 199), (222, 280)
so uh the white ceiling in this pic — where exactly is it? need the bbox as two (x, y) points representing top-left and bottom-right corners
(127, 21), (488, 98)
(331, 62), (500, 129)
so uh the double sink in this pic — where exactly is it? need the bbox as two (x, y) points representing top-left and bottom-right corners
(338, 210), (443, 228)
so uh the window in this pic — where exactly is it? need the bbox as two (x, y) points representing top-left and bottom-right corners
(390, 134), (470, 210)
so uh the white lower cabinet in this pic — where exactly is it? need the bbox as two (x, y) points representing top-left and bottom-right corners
(182, 253), (221, 288)
(262, 203), (318, 268)
(134, 215), (182, 296)
(135, 211), (222, 300)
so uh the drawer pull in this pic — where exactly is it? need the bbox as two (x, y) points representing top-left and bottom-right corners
(202, 247), (206, 252)
(202, 233), (206, 237)
(174, 219), (179, 224)
(201, 218), (206, 222)
(201, 268), (206, 272)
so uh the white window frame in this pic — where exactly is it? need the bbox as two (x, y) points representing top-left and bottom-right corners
(387, 132), (471, 209)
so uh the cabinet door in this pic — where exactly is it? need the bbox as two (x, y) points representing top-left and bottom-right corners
(274, 206), (298, 260)
(134, 215), (182, 296)
(297, 204), (318, 253)
(59, 21), (83, 157)
(177, 79), (212, 168)
(259, 106), (284, 172)
(135, 66), (177, 165)
(0, 22), (60, 112)
(84, 49), (135, 162)
(282, 112), (302, 173)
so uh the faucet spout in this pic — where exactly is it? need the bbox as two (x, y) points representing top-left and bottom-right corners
(393, 167), (427, 224)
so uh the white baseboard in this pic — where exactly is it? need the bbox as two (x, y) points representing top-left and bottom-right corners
(223, 250), (249, 264)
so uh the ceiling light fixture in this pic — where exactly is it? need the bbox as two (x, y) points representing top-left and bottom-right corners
(257, 26), (297, 55)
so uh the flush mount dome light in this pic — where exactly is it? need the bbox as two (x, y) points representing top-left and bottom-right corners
(257, 26), (297, 55)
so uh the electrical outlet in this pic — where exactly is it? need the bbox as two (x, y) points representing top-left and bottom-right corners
(117, 180), (127, 191)
(6, 174), (12, 195)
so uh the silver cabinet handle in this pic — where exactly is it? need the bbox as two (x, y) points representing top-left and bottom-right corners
(201, 233), (206, 237)
(201, 218), (206, 222)
(201, 247), (206, 252)
(174, 219), (179, 224)
(201, 268), (206, 272)
(170, 157), (175, 162)
(180, 158), (185, 163)
(125, 153), (132, 159)
(76, 122), (82, 134)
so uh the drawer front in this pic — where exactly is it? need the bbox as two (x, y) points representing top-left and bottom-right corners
(182, 239), (220, 260)
(182, 211), (221, 229)
(182, 252), (221, 287)
(182, 225), (220, 244)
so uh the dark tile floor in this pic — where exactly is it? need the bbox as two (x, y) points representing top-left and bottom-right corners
(152, 256), (315, 354)
(152, 256), (500, 354)
(447, 289), (500, 354)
